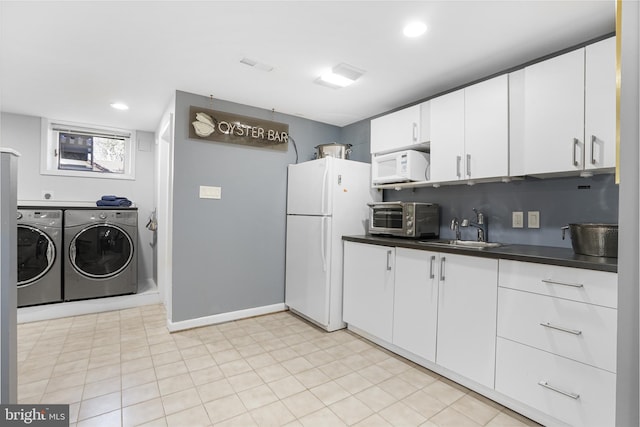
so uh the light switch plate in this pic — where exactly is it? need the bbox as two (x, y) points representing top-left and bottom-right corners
(512, 211), (524, 228)
(528, 211), (540, 228)
(199, 186), (221, 199)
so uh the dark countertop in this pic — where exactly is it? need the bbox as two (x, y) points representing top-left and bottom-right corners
(343, 235), (617, 273)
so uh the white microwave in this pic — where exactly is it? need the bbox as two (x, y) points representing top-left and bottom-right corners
(371, 150), (430, 184)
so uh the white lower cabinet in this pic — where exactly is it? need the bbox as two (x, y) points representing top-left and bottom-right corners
(343, 242), (498, 388)
(498, 259), (617, 308)
(497, 287), (617, 373)
(496, 338), (616, 427)
(435, 254), (498, 389)
(343, 242), (395, 342)
(392, 248), (439, 362)
(496, 260), (617, 426)
(343, 242), (618, 426)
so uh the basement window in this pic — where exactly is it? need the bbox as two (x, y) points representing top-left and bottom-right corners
(41, 119), (136, 180)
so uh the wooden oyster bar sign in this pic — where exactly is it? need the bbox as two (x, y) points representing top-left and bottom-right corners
(189, 106), (289, 150)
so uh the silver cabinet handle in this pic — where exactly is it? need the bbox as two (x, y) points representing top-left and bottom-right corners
(539, 322), (583, 336)
(572, 138), (580, 167)
(412, 122), (418, 142)
(590, 135), (597, 165)
(429, 255), (436, 279)
(538, 380), (580, 399)
(440, 257), (446, 281)
(456, 156), (461, 178)
(386, 250), (392, 271)
(466, 154), (471, 177)
(541, 279), (584, 288)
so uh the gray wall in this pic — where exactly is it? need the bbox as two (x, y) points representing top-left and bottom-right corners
(171, 91), (340, 322)
(389, 174), (618, 247)
(340, 118), (372, 163)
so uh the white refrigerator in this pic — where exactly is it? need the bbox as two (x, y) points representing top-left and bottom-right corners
(285, 157), (381, 331)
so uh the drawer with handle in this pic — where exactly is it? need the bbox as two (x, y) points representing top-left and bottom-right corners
(497, 287), (617, 372)
(498, 260), (617, 308)
(495, 337), (616, 427)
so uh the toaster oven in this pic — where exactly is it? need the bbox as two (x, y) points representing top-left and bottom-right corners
(368, 202), (440, 238)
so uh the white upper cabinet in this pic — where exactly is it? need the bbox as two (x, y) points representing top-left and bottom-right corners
(371, 38), (614, 186)
(370, 102), (430, 155)
(430, 89), (465, 182)
(585, 37), (616, 170)
(464, 75), (509, 180)
(519, 39), (616, 176)
(523, 48), (585, 175)
(430, 75), (508, 183)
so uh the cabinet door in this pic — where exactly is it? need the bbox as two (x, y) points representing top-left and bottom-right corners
(496, 338), (616, 427)
(464, 75), (509, 179)
(523, 48), (585, 175)
(393, 248), (438, 362)
(430, 89), (465, 182)
(585, 37), (616, 170)
(436, 254), (498, 388)
(370, 105), (421, 154)
(419, 101), (431, 143)
(497, 287), (617, 373)
(343, 242), (395, 342)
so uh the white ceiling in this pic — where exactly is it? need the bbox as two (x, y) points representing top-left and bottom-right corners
(0, 1), (614, 133)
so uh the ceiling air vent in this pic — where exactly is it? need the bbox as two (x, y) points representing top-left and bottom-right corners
(240, 57), (274, 72)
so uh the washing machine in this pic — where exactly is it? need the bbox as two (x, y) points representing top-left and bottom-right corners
(17, 209), (63, 307)
(64, 209), (137, 301)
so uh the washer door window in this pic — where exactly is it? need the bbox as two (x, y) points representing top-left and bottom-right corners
(70, 224), (134, 278)
(17, 225), (56, 286)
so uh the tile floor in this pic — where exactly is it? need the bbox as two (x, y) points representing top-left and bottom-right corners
(17, 304), (540, 427)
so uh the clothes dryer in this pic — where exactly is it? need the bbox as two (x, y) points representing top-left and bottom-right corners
(17, 209), (63, 307)
(64, 209), (137, 301)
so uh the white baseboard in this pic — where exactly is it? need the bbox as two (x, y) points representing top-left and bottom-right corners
(166, 303), (287, 332)
(18, 278), (160, 323)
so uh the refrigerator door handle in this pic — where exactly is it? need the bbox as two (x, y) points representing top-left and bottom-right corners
(320, 217), (328, 272)
(320, 160), (329, 214)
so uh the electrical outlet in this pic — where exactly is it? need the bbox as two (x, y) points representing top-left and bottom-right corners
(199, 186), (221, 199)
(528, 211), (540, 228)
(512, 211), (524, 228)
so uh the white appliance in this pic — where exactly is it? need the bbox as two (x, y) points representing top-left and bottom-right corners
(372, 149), (430, 184)
(285, 157), (381, 331)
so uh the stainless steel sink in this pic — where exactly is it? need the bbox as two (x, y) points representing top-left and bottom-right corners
(423, 240), (503, 249)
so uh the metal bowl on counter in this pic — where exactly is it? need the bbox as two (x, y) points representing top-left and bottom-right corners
(562, 223), (618, 258)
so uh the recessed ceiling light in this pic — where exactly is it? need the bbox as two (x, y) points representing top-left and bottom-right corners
(110, 102), (129, 110)
(403, 21), (427, 38)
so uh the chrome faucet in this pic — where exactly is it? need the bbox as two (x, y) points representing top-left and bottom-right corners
(461, 208), (488, 242)
(450, 217), (462, 240)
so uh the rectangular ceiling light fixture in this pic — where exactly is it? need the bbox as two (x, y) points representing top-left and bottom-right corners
(316, 63), (366, 89)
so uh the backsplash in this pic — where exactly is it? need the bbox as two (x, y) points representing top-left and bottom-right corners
(384, 173), (619, 248)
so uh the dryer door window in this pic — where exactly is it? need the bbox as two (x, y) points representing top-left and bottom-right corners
(17, 225), (56, 286)
(70, 224), (134, 278)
